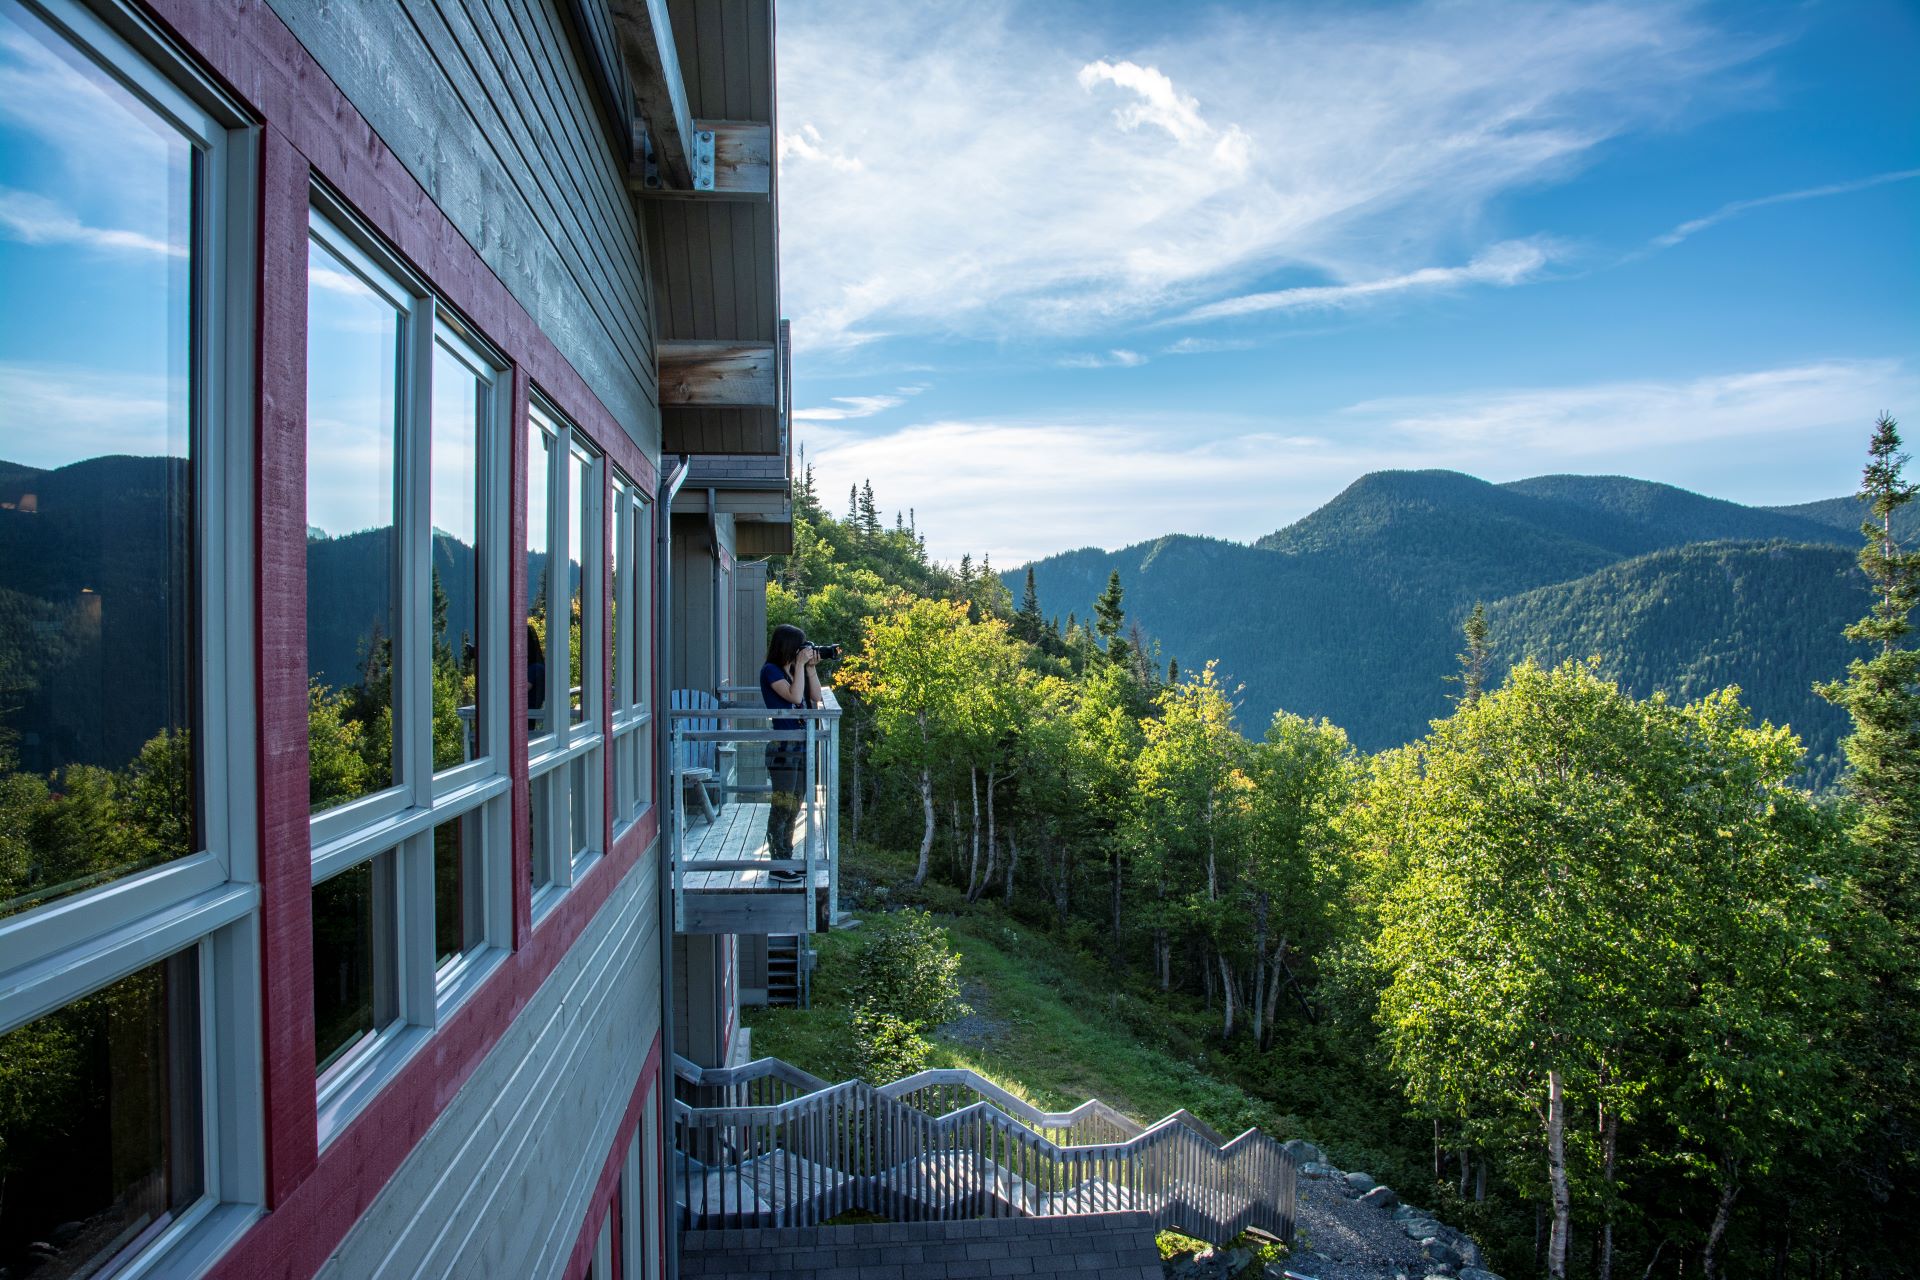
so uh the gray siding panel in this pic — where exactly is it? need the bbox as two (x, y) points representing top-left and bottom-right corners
(316, 852), (662, 1280)
(268, 0), (661, 456)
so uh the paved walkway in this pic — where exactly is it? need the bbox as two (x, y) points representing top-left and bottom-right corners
(679, 1212), (1165, 1278)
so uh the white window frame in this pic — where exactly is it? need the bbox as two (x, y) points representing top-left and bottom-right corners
(611, 472), (653, 831)
(305, 201), (513, 1145)
(526, 399), (605, 920)
(0, 0), (265, 1273)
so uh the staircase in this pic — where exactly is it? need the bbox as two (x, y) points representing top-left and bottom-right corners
(765, 933), (809, 1007)
(671, 1055), (1296, 1245)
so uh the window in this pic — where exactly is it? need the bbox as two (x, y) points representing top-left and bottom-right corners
(0, 0), (261, 1273)
(306, 206), (512, 1136)
(525, 400), (604, 913)
(611, 473), (653, 827)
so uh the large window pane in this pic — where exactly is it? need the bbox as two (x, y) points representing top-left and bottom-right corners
(0, 952), (202, 1277)
(0, 0), (199, 918)
(431, 342), (484, 772)
(569, 752), (597, 868)
(313, 856), (394, 1074)
(567, 445), (590, 725)
(526, 421), (555, 742)
(306, 234), (399, 811)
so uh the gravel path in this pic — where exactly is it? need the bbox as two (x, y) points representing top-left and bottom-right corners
(1287, 1173), (1440, 1280)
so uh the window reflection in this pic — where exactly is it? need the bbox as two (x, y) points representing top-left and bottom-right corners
(0, 952), (202, 1276)
(313, 856), (393, 1074)
(0, 0), (199, 919)
(568, 445), (589, 725)
(305, 234), (399, 811)
(526, 421), (555, 739)
(431, 342), (484, 771)
(433, 811), (482, 968)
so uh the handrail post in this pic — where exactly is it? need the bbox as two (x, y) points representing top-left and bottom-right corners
(803, 715), (818, 923)
(826, 704), (840, 925)
(671, 719), (686, 930)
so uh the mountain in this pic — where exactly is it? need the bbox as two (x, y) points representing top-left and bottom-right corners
(1764, 493), (1920, 543)
(1010, 471), (1880, 777)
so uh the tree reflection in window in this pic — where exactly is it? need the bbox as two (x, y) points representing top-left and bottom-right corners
(0, 0), (200, 919)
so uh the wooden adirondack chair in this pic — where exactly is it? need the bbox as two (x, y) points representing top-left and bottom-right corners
(671, 689), (725, 824)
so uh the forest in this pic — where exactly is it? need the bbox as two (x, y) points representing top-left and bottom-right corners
(772, 419), (1919, 1280)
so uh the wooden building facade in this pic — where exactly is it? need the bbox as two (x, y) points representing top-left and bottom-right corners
(0, 0), (802, 1277)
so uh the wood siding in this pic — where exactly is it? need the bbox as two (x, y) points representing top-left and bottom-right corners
(265, 0), (663, 455)
(314, 852), (662, 1279)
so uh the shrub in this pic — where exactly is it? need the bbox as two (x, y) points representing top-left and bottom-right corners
(852, 1006), (930, 1082)
(853, 908), (968, 1027)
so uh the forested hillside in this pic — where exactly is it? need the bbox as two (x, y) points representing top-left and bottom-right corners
(767, 419), (1920, 1279)
(1012, 470), (1867, 769)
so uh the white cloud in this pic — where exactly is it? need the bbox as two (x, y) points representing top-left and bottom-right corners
(777, 1), (1761, 351)
(0, 362), (176, 467)
(1058, 349), (1147, 369)
(793, 393), (906, 422)
(1653, 167), (1920, 248)
(1165, 336), (1258, 355)
(1180, 240), (1554, 323)
(0, 189), (182, 257)
(804, 358), (1915, 564)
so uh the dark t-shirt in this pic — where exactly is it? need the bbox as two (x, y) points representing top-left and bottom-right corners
(760, 661), (804, 732)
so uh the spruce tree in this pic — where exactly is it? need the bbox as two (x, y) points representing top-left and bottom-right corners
(1094, 570), (1128, 666)
(847, 484), (859, 527)
(859, 480), (881, 537)
(1451, 601), (1492, 705)
(1015, 567), (1043, 643)
(1816, 413), (1920, 1266)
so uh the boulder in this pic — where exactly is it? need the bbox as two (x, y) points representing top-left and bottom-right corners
(1459, 1270), (1506, 1280)
(1403, 1219), (1445, 1239)
(1282, 1138), (1325, 1166)
(1344, 1171), (1377, 1193)
(1358, 1185), (1399, 1210)
(1453, 1239), (1484, 1268)
(1300, 1161), (1341, 1179)
(1420, 1238), (1466, 1270)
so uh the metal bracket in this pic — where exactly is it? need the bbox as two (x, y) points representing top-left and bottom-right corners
(692, 128), (716, 191)
(640, 124), (662, 189)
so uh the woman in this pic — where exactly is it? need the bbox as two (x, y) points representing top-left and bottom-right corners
(759, 624), (822, 882)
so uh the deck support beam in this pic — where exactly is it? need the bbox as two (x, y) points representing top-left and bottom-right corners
(658, 340), (778, 408)
(610, 0), (694, 188)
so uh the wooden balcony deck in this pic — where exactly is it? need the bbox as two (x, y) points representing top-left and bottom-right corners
(677, 794), (830, 935)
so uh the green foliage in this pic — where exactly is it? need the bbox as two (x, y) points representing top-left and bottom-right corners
(854, 908), (968, 1028)
(851, 1006), (931, 1083)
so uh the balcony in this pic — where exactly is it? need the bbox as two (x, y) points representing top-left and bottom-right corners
(669, 687), (841, 935)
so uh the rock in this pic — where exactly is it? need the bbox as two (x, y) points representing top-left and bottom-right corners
(1300, 1161), (1341, 1179)
(1344, 1170), (1377, 1193)
(1420, 1238), (1466, 1270)
(1454, 1239), (1484, 1268)
(1283, 1138), (1325, 1166)
(1358, 1184), (1399, 1210)
(1459, 1271), (1505, 1280)
(1403, 1219), (1445, 1239)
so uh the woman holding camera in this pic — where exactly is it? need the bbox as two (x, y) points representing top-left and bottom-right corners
(760, 624), (823, 882)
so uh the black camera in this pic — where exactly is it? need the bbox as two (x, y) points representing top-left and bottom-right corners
(806, 641), (844, 661)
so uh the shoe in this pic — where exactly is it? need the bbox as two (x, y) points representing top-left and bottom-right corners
(770, 866), (806, 882)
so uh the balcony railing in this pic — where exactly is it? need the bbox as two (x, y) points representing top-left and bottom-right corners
(668, 687), (841, 935)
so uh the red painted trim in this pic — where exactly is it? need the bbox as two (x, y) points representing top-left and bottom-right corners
(254, 123), (319, 1207)
(602, 464), (616, 861)
(562, 1030), (662, 1280)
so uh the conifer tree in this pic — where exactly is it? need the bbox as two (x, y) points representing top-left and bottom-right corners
(847, 484), (859, 526)
(1817, 413), (1920, 1252)
(1094, 570), (1128, 666)
(859, 479), (881, 537)
(1015, 567), (1043, 643)
(1451, 602), (1492, 705)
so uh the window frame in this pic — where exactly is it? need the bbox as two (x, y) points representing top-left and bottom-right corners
(0, 0), (266, 1272)
(610, 472), (653, 831)
(525, 397), (605, 920)
(304, 198), (515, 1144)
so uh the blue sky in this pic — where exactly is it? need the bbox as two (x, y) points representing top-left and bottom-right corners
(775, 0), (1920, 564)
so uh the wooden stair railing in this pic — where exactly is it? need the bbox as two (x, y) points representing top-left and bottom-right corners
(669, 1055), (1295, 1246)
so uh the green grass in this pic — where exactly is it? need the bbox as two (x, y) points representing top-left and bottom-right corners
(744, 843), (1434, 1196)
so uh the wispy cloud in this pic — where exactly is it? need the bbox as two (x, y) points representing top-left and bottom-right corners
(0, 362), (175, 467)
(804, 358), (1914, 564)
(1058, 349), (1147, 369)
(0, 189), (181, 257)
(1165, 336), (1258, 356)
(793, 393), (906, 422)
(777, 1), (1763, 351)
(1652, 168), (1920, 248)
(1181, 240), (1555, 323)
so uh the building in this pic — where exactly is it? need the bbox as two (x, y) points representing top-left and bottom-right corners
(0, 0), (812, 1276)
